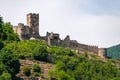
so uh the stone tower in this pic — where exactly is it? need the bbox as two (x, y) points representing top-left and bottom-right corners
(27, 13), (39, 36)
(98, 48), (107, 58)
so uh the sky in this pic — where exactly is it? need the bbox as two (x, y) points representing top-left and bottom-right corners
(0, 0), (120, 48)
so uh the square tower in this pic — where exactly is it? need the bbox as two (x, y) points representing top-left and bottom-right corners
(27, 13), (39, 35)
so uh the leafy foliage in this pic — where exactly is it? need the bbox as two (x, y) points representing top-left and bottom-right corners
(3, 40), (48, 61)
(0, 22), (19, 42)
(0, 16), (20, 79)
(0, 48), (20, 77)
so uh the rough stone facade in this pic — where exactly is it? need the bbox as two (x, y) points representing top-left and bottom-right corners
(98, 48), (107, 58)
(13, 13), (107, 58)
(13, 13), (40, 40)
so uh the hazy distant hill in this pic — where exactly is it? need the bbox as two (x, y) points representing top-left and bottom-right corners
(107, 44), (120, 59)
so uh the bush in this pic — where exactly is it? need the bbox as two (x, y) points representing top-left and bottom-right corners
(34, 72), (40, 76)
(33, 64), (41, 72)
(32, 45), (48, 61)
(1, 72), (12, 80)
(22, 66), (31, 76)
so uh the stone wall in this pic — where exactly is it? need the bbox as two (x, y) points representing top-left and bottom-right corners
(44, 32), (99, 54)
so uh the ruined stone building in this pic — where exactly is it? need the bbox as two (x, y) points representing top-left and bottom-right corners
(13, 13), (40, 40)
(13, 13), (107, 58)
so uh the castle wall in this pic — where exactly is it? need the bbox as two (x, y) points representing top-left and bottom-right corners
(13, 13), (107, 58)
(68, 42), (98, 54)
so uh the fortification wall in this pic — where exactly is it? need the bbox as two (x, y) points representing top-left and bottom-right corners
(68, 42), (98, 54)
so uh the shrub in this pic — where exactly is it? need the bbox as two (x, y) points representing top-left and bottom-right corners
(2, 72), (12, 80)
(33, 64), (41, 72)
(34, 72), (40, 76)
(32, 45), (48, 61)
(22, 66), (31, 76)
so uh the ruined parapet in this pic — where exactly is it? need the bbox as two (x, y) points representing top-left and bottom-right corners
(98, 48), (107, 58)
(27, 13), (39, 36)
(64, 35), (70, 42)
(47, 32), (61, 46)
(71, 43), (99, 54)
(13, 23), (30, 40)
(63, 35), (71, 47)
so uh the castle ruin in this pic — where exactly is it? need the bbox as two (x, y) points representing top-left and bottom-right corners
(13, 13), (107, 58)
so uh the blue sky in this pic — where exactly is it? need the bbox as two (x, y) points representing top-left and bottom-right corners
(0, 0), (120, 48)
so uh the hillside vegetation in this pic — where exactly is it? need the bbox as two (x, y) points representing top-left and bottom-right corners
(107, 44), (120, 60)
(1, 17), (120, 80)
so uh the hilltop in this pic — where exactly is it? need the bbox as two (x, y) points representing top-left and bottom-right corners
(13, 13), (107, 58)
(1, 14), (120, 80)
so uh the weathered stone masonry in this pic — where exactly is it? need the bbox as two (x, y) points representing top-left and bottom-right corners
(13, 13), (107, 58)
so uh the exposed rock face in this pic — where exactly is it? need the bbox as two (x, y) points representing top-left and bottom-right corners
(13, 13), (107, 58)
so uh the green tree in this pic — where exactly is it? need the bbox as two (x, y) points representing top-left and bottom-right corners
(0, 48), (20, 77)
(0, 16), (19, 42)
(2, 22), (19, 41)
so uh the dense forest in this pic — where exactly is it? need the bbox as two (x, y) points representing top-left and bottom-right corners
(107, 44), (120, 60)
(1, 16), (120, 80)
